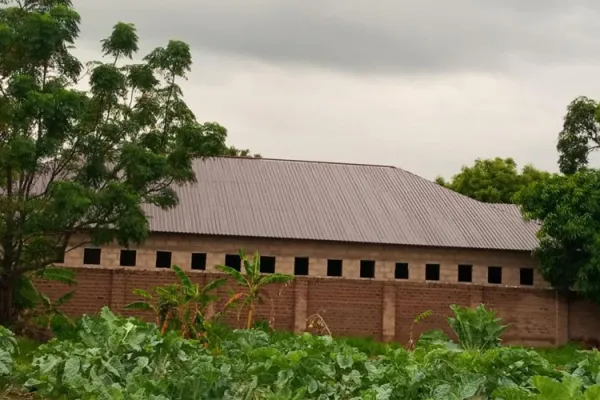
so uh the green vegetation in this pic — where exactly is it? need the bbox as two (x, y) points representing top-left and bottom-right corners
(0, 0), (254, 325)
(516, 170), (600, 304)
(216, 250), (295, 329)
(0, 306), (598, 399)
(0, 280), (596, 400)
(435, 157), (551, 204)
(124, 265), (227, 340)
(557, 96), (600, 175)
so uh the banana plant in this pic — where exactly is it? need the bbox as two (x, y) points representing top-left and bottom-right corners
(125, 265), (226, 339)
(216, 250), (295, 330)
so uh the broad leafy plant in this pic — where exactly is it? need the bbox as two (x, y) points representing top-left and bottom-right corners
(0, 326), (17, 377)
(448, 304), (508, 350)
(8, 307), (597, 399)
(494, 375), (600, 399)
(125, 265), (226, 340)
(21, 307), (227, 399)
(216, 250), (295, 329)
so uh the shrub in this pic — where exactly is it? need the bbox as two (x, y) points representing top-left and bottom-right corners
(125, 265), (226, 341)
(216, 250), (295, 329)
(0, 326), (17, 377)
(448, 304), (508, 350)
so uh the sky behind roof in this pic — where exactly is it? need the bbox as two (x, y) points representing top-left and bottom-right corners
(71, 0), (600, 179)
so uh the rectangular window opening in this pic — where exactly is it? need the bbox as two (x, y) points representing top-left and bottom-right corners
(191, 253), (207, 271)
(120, 250), (136, 267)
(458, 264), (473, 283)
(294, 257), (309, 276)
(520, 268), (534, 286)
(360, 260), (375, 278)
(260, 256), (276, 274)
(327, 259), (343, 277)
(155, 251), (172, 269)
(83, 248), (101, 265)
(426, 263), (440, 281)
(488, 266), (502, 285)
(225, 254), (241, 272)
(395, 262), (409, 280)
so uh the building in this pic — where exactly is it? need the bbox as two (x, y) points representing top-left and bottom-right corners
(62, 156), (542, 286)
(48, 157), (600, 346)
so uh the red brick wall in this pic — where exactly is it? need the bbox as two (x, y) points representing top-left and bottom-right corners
(35, 268), (600, 346)
(395, 282), (473, 344)
(307, 278), (384, 340)
(568, 296), (600, 347)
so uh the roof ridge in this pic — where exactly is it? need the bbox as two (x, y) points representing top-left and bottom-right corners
(206, 155), (398, 169)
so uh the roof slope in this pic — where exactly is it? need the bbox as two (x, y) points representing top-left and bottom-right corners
(144, 157), (539, 251)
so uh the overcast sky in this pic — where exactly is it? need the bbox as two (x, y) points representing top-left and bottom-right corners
(71, 0), (600, 179)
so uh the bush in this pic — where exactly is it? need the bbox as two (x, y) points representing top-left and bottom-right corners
(448, 304), (508, 350)
(9, 306), (593, 399)
(0, 326), (17, 377)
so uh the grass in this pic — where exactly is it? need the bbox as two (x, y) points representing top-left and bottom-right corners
(1, 339), (39, 400)
(14, 338), (39, 364)
(535, 342), (584, 367)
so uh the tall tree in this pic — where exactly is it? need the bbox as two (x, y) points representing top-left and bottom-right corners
(557, 96), (600, 175)
(435, 157), (551, 204)
(0, 0), (236, 323)
(224, 146), (262, 158)
(515, 170), (600, 304)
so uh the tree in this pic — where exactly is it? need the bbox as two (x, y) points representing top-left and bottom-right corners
(125, 265), (226, 340)
(224, 146), (262, 158)
(435, 157), (551, 204)
(515, 170), (600, 304)
(557, 96), (600, 175)
(216, 250), (294, 330)
(0, 0), (238, 324)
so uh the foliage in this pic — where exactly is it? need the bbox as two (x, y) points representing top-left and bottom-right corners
(447, 304), (508, 350)
(216, 250), (295, 329)
(7, 307), (598, 399)
(494, 375), (600, 399)
(224, 146), (262, 158)
(0, 326), (17, 377)
(516, 170), (600, 303)
(14, 267), (76, 314)
(407, 309), (432, 350)
(435, 157), (551, 203)
(0, 0), (243, 324)
(557, 96), (600, 174)
(535, 343), (584, 368)
(20, 307), (227, 399)
(125, 265), (226, 340)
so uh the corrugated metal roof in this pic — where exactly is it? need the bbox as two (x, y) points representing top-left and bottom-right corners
(143, 157), (540, 251)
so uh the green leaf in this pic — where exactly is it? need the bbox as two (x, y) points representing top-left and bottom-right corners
(258, 273), (295, 286)
(202, 277), (227, 294)
(532, 376), (571, 400)
(585, 385), (600, 400)
(336, 353), (353, 369)
(132, 288), (154, 300)
(307, 376), (318, 394)
(124, 301), (154, 311)
(56, 290), (75, 306)
(62, 357), (80, 383)
(38, 267), (77, 285)
(215, 264), (247, 286)
(172, 265), (193, 289)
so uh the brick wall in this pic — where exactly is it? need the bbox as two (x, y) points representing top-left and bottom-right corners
(36, 267), (600, 347)
(61, 233), (548, 288)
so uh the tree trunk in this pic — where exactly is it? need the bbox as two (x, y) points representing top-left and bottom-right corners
(0, 275), (14, 326)
(246, 302), (255, 330)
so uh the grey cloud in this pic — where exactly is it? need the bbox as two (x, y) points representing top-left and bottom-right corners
(73, 0), (600, 74)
